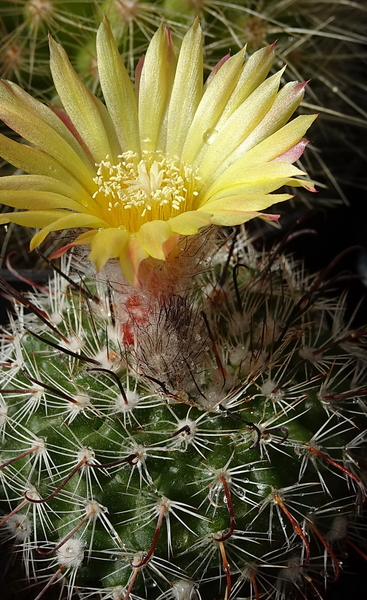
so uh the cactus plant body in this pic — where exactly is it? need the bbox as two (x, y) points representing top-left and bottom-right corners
(1, 229), (367, 600)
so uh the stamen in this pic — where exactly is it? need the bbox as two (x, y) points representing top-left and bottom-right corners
(92, 151), (198, 231)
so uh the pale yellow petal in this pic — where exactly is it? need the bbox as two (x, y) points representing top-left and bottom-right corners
(203, 178), (313, 203)
(181, 46), (247, 165)
(0, 174), (93, 209)
(217, 44), (275, 126)
(0, 133), (95, 197)
(138, 25), (176, 152)
(196, 70), (284, 183)
(0, 210), (66, 227)
(0, 81), (93, 167)
(230, 81), (307, 160)
(0, 190), (86, 212)
(168, 211), (212, 235)
(239, 114), (318, 165)
(49, 36), (120, 163)
(165, 21), (203, 157)
(120, 235), (149, 286)
(137, 220), (177, 260)
(200, 193), (292, 226)
(0, 80), (95, 186)
(200, 162), (306, 204)
(88, 227), (129, 272)
(96, 17), (140, 155)
(30, 213), (109, 249)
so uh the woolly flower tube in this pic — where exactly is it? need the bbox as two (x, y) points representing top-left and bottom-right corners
(0, 18), (316, 285)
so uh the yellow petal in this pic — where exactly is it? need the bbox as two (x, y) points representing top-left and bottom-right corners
(205, 180), (301, 202)
(200, 161), (305, 203)
(138, 25), (176, 152)
(0, 174), (93, 208)
(0, 80), (95, 186)
(49, 36), (120, 163)
(240, 114), (318, 165)
(196, 69), (284, 184)
(200, 193), (293, 226)
(217, 44), (275, 126)
(0, 133), (94, 197)
(0, 190), (87, 212)
(50, 230), (99, 260)
(96, 17), (140, 155)
(0, 210), (66, 228)
(30, 213), (109, 250)
(137, 220), (178, 260)
(181, 45), (247, 165)
(232, 81), (307, 159)
(119, 235), (149, 286)
(168, 211), (212, 235)
(165, 20), (203, 157)
(88, 227), (129, 272)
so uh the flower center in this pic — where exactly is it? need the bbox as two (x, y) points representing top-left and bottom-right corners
(92, 151), (200, 232)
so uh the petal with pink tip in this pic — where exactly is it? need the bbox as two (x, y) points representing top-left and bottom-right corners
(196, 70), (284, 184)
(273, 139), (309, 163)
(0, 174), (93, 210)
(201, 193), (292, 226)
(200, 161), (306, 204)
(181, 46), (246, 165)
(0, 133), (94, 197)
(50, 230), (98, 260)
(239, 114), (318, 165)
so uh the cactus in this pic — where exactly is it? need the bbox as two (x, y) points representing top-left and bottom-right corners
(1, 228), (367, 600)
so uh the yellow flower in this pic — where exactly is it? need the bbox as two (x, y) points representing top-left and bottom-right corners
(0, 18), (316, 285)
